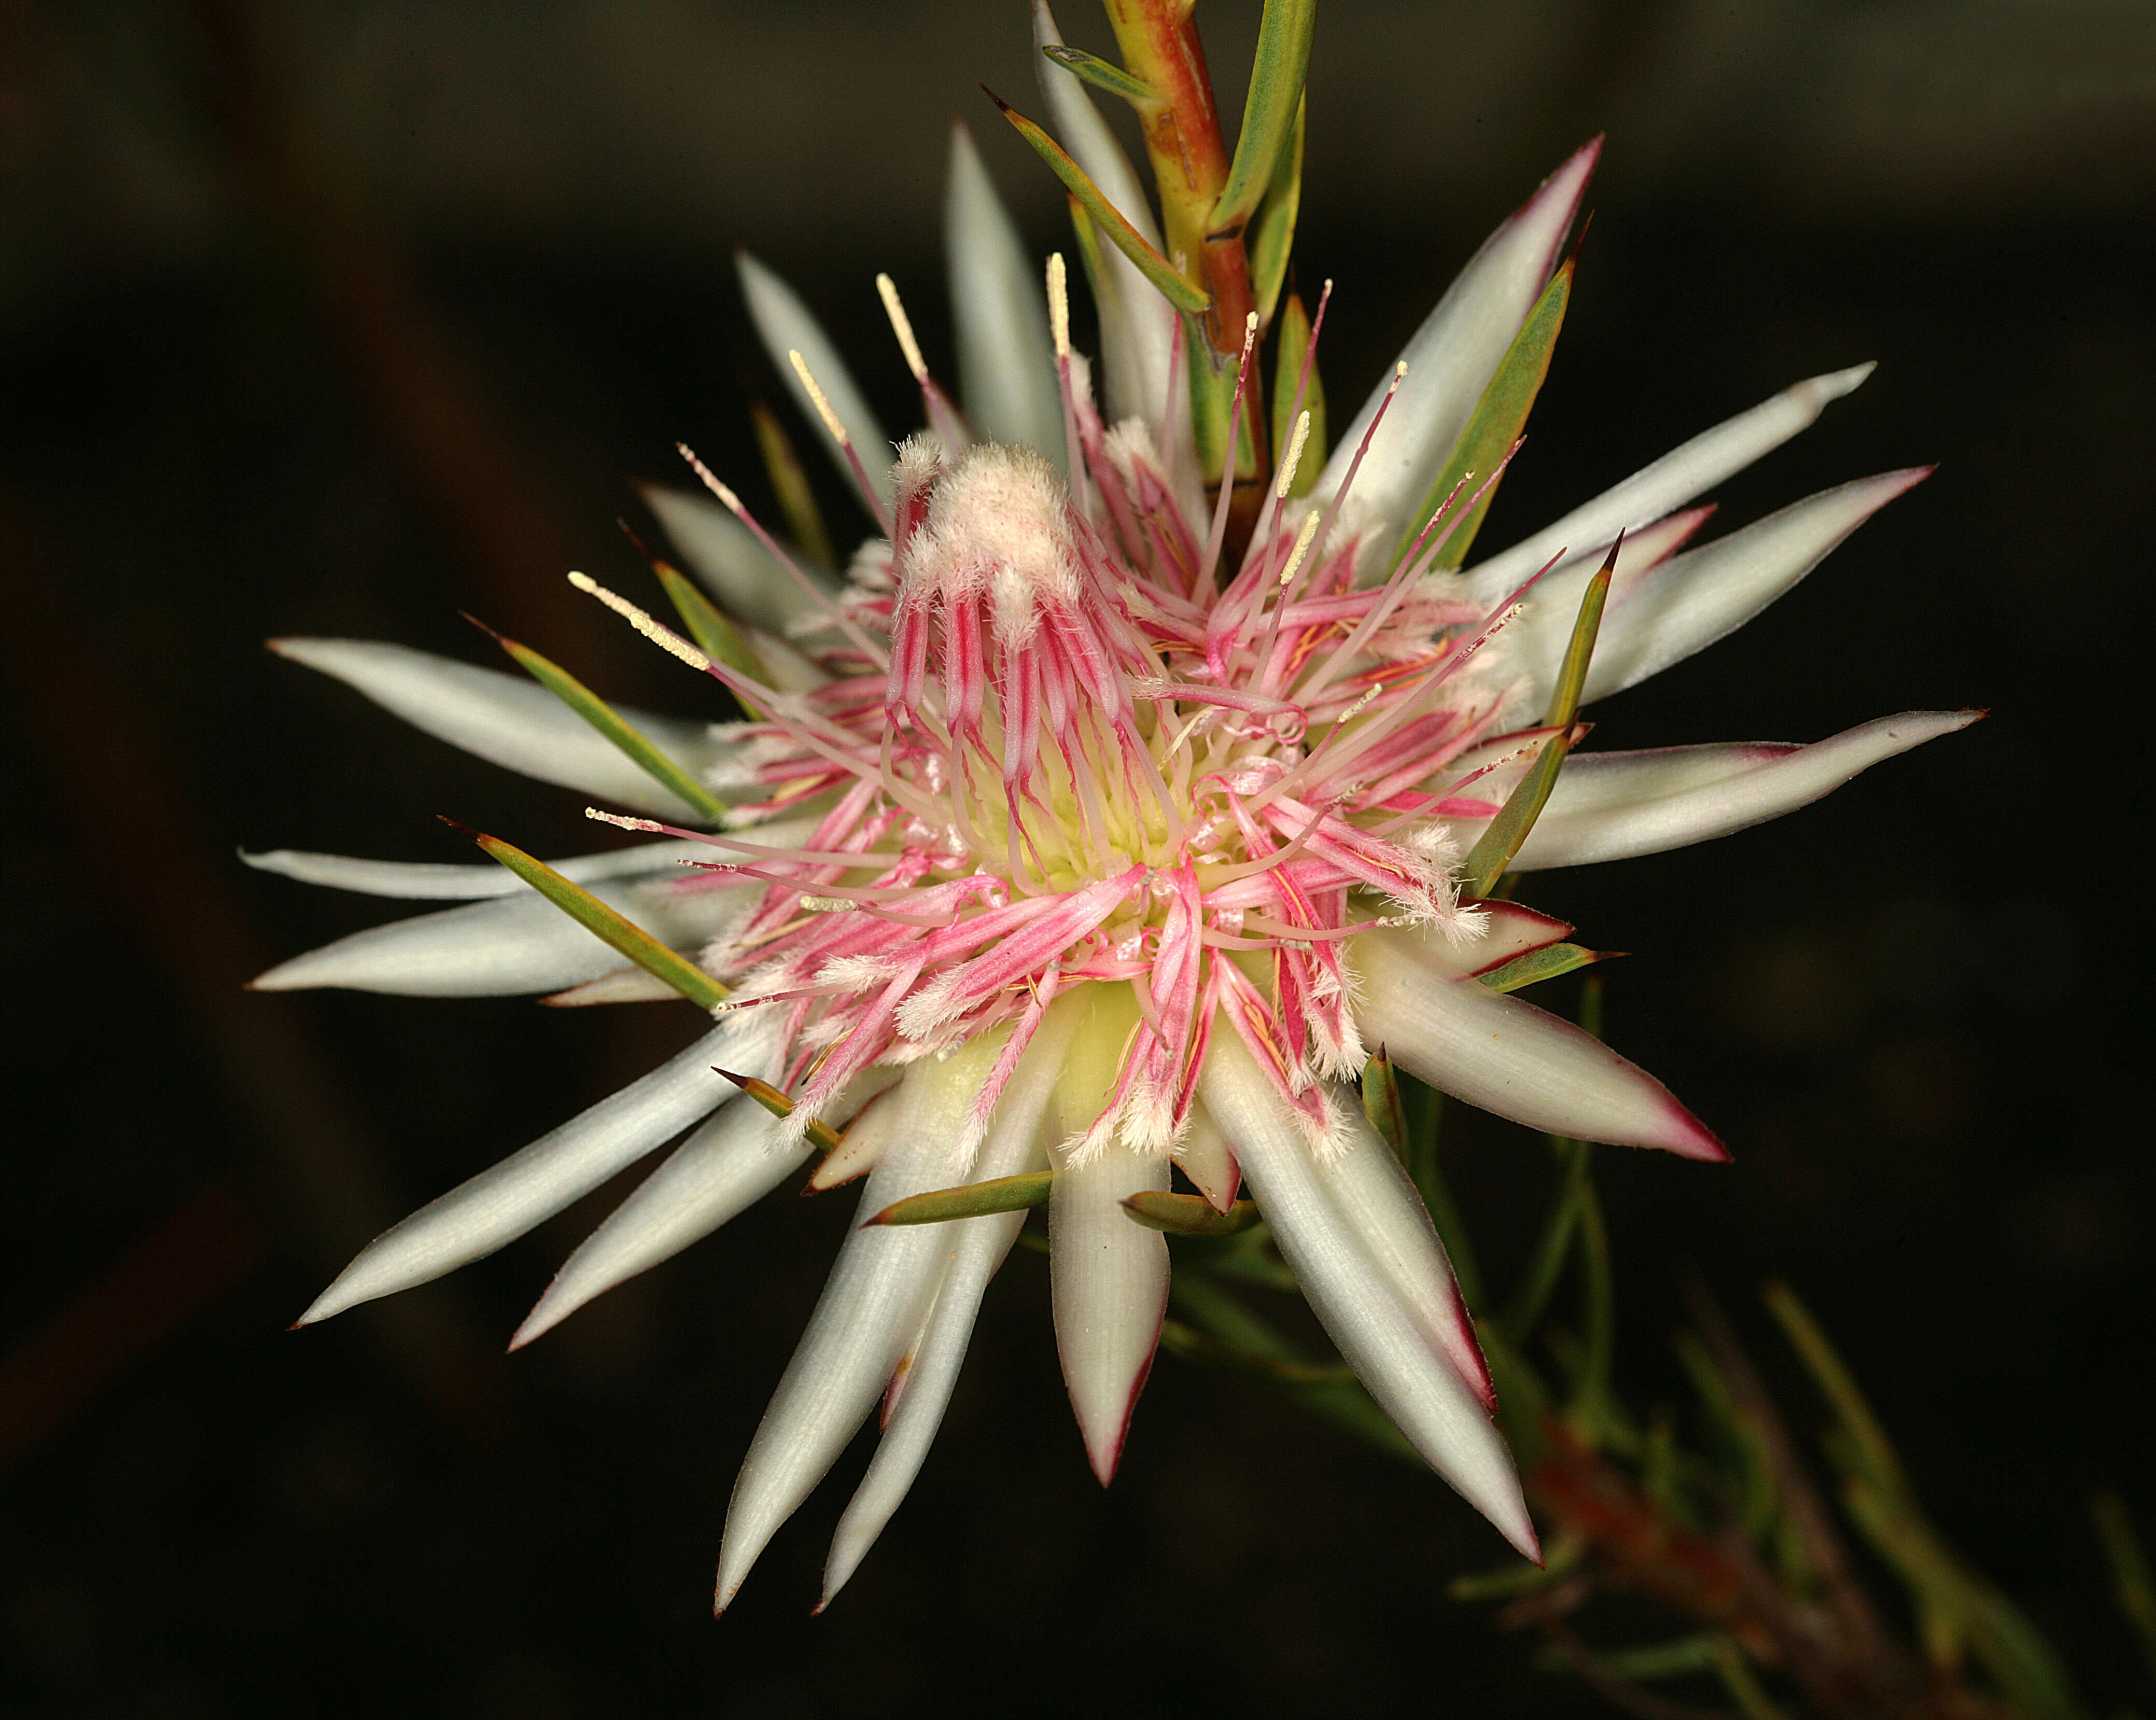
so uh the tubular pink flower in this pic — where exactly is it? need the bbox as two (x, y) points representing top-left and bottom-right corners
(256, 22), (1976, 1611)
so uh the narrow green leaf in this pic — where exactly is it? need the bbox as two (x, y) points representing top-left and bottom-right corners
(450, 821), (727, 1010)
(649, 563), (767, 720)
(1122, 1190), (1259, 1235)
(869, 1170), (1054, 1227)
(749, 400), (836, 571)
(1039, 42), (1156, 107)
(1361, 1048), (1408, 1158)
(1400, 261), (1572, 571)
(475, 623), (730, 823)
(2092, 1492), (2156, 1686)
(1184, 331), (1263, 491)
(1207, 0), (1318, 240)
(1459, 538), (1615, 897)
(1477, 942), (1616, 994)
(710, 1067), (842, 1153)
(988, 89), (1211, 316)
(1541, 536), (1616, 733)
(1065, 192), (1110, 312)
(1245, 96), (1305, 329)
(1268, 289), (1325, 497)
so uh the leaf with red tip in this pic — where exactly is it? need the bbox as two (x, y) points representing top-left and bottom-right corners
(989, 89), (1211, 317)
(452, 822), (727, 1011)
(477, 624), (731, 823)
(1477, 942), (1618, 995)
(1404, 261), (1571, 571)
(866, 1170), (1053, 1227)
(1121, 1190), (1259, 1235)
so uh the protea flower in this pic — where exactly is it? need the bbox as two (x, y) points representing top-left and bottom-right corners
(248, 0), (1971, 1611)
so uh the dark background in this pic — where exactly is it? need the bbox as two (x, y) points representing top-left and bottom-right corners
(2, 3), (2152, 1716)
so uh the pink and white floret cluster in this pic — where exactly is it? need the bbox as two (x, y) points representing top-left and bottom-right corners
(250, 12), (1972, 1614)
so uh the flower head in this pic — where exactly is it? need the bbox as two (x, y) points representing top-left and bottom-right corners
(250, 0), (1973, 1612)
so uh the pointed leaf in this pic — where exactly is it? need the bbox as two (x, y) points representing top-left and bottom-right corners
(1032, 2), (1177, 426)
(716, 1042), (1002, 1611)
(482, 626), (730, 822)
(1245, 96), (1304, 329)
(1121, 1190), (1259, 1235)
(1511, 711), (1981, 872)
(867, 1170), (1053, 1226)
(452, 821), (726, 1010)
(650, 563), (767, 719)
(1208, 0), (1317, 240)
(1460, 540), (1615, 894)
(1270, 290), (1325, 497)
(989, 90), (1211, 316)
(1049, 1135), (1170, 1484)
(712, 1067), (844, 1154)
(511, 1089), (806, 1348)
(1199, 1036), (1536, 1554)
(240, 838), (702, 901)
(749, 400), (836, 571)
(1313, 139), (1597, 535)
(1362, 1049), (1410, 1159)
(1477, 942), (1616, 994)
(1039, 42), (1155, 106)
(1406, 261), (1571, 571)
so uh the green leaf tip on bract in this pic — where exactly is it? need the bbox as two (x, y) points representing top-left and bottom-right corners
(749, 399), (836, 572)
(712, 1067), (844, 1154)
(1478, 942), (1620, 995)
(1039, 42), (1156, 107)
(1269, 290), (1324, 498)
(866, 1170), (1054, 1227)
(1460, 533), (1619, 897)
(986, 87), (1212, 317)
(466, 616), (732, 823)
(443, 818), (729, 1011)
(1208, 0), (1315, 243)
(1245, 96), (1305, 331)
(1121, 1190), (1260, 1235)
(616, 521), (772, 722)
(1403, 260), (1572, 572)
(1361, 1047), (1409, 1159)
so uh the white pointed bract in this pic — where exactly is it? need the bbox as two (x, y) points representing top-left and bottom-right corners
(261, 9), (1970, 1613)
